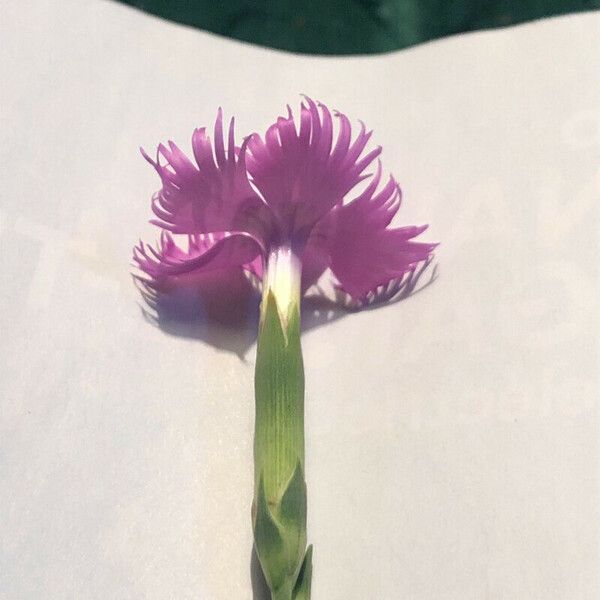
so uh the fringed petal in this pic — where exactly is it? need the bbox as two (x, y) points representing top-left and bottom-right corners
(246, 98), (382, 242)
(316, 166), (436, 301)
(332, 256), (437, 310)
(133, 231), (263, 334)
(133, 230), (263, 281)
(142, 110), (268, 239)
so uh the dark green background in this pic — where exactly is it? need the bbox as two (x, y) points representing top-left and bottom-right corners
(120, 0), (599, 54)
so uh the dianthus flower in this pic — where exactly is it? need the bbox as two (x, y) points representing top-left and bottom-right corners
(133, 98), (436, 600)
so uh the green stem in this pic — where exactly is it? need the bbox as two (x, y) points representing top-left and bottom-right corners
(252, 245), (310, 599)
(254, 296), (304, 499)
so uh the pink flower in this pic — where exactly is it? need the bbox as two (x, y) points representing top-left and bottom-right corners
(133, 98), (435, 311)
(133, 99), (437, 598)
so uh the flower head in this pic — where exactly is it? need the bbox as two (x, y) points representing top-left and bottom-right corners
(133, 98), (436, 315)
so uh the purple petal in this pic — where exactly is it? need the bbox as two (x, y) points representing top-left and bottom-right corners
(332, 256), (437, 310)
(133, 231), (263, 280)
(330, 227), (435, 300)
(133, 230), (263, 334)
(317, 171), (436, 300)
(300, 213), (333, 292)
(142, 111), (269, 239)
(246, 98), (381, 242)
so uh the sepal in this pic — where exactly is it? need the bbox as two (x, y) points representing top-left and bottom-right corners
(292, 546), (313, 600)
(253, 462), (309, 600)
(280, 462), (307, 535)
(254, 475), (288, 593)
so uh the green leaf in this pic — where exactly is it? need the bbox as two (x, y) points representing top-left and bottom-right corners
(254, 475), (287, 593)
(279, 461), (307, 532)
(292, 546), (313, 600)
(278, 461), (307, 580)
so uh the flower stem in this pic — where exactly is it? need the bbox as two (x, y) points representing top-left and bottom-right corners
(253, 246), (310, 599)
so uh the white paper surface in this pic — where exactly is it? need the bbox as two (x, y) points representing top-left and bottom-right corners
(1, 2), (599, 599)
